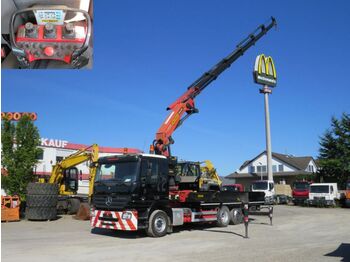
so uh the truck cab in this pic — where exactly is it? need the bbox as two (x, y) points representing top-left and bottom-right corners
(292, 181), (310, 205)
(251, 180), (275, 204)
(308, 183), (339, 207)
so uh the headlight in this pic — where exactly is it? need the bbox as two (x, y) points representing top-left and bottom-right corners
(122, 211), (132, 220)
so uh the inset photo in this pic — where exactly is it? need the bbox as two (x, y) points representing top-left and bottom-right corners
(1, 0), (93, 69)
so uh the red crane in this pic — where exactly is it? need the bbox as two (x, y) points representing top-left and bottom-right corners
(152, 18), (277, 157)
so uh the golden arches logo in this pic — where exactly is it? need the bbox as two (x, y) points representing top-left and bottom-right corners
(254, 54), (277, 87)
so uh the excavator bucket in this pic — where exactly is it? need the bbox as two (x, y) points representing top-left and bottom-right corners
(74, 203), (90, 220)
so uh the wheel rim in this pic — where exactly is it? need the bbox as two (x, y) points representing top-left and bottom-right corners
(221, 210), (229, 223)
(154, 216), (166, 233)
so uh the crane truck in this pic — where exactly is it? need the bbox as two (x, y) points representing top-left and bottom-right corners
(91, 18), (276, 237)
(26, 144), (98, 220)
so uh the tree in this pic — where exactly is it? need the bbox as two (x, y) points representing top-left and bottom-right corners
(1, 115), (42, 199)
(318, 113), (350, 189)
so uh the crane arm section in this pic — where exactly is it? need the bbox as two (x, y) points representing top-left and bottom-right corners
(153, 17), (276, 156)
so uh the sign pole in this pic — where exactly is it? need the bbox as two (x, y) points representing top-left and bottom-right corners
(260, 86), (273, 181)
(253, 54), (277, 183)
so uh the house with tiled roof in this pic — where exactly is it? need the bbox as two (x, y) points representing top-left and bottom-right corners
(226, 151), (318, 188)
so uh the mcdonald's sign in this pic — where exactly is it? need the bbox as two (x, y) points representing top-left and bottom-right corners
(253, 54), (277, 87)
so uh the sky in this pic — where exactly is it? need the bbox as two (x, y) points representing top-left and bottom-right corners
(2, 0), (350, 176)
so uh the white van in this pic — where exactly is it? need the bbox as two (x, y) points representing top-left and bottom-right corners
(251, 180), (275, 204)
(308, 183), (340, 206)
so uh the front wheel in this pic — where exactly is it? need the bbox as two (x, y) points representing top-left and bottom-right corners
(146, 210), (169, 238)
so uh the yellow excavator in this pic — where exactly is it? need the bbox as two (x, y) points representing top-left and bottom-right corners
(49, 144), (98, 197)
(199, 160), (222, 190)
(51, 144), (98, 214)
(176, 160), (222, 191)
(26, 144), (98, 220)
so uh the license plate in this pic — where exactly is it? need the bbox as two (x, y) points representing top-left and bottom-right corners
(34, 10), (66, 25)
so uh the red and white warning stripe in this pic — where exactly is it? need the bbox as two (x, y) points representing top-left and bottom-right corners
(91, 210), (138, 231)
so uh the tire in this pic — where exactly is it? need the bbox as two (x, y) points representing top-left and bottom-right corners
(230, 208), (243, 225)
(216, 206), (230, 227)
(146, 210), (169, 238)
(26, 194), (58, 207)
(26, 206), (57, 220)
(67, 198), (81, 215)
(26, 183), (59, 195)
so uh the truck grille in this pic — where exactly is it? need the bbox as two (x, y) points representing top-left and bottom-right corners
(314, 197), (325, 201)
(93, 194), (131, 210)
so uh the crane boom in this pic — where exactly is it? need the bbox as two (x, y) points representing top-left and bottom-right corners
(153, 17), (276, 156)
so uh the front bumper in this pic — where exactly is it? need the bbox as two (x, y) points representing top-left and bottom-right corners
(292, 197), (308, 204)
(265, 196), (274, 205)
(307, 198), (334, 206)
(90, 209), (138, 231)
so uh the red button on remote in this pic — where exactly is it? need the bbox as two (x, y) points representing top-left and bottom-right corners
(44, 46), (54, 56)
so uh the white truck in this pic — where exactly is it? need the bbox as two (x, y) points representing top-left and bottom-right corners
(308, 183), (340, 207)
(251, 180), (275, 204)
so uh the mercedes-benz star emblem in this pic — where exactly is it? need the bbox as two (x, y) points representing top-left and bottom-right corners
(105, 196), (113, 206)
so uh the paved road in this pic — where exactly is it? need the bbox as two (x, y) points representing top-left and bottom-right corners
(2, 205), (350, 262)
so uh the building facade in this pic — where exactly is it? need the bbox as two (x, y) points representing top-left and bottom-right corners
(35, 138), (142, 194)
(226, 151), (318, 189)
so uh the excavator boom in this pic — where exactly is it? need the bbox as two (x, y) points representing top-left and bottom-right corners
(153, 18), (276, 156)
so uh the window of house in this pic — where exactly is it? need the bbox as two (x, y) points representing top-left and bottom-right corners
(257, 165), (267, 173)
(37, 150), (44, 160)
(278, 165), (284, 172)
(56, 156), (64, 163)
(272, 165), (277, 172)
(308, 165), (314, 172)
(250, 166), (255, 173)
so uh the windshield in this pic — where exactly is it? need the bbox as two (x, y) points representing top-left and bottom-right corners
(252, 181), (268, 190)
(95, 160), (140, 183)
(310, 185), (329, 193)
(294, 182), (309, 190)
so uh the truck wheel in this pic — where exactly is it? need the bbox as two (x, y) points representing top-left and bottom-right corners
(26, 194), (58, 208)
(67, 198), (81, 215)
(26, 183), (58, 195)
(26, 206), (57, 220)
(230, 208), (243, 225)
(216, 206), (230, 227)
(147, 210), (169, 237)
